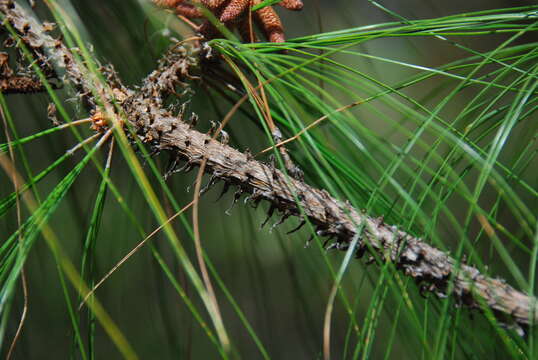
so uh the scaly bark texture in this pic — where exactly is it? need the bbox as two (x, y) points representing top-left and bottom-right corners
(0, 75), (45, 93)
(1, 0), (536, 331)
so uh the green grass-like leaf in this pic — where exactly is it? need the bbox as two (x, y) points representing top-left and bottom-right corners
(0, 1), (536, 359)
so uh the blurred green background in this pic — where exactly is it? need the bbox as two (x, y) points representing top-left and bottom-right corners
(1, 0), (537, 358)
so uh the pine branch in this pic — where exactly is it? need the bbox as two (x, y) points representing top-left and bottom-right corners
(1, 0), (536, 332)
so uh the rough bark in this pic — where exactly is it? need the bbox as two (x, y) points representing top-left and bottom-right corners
(0, 75), (45, 93)
(1, 0), (536, 331)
